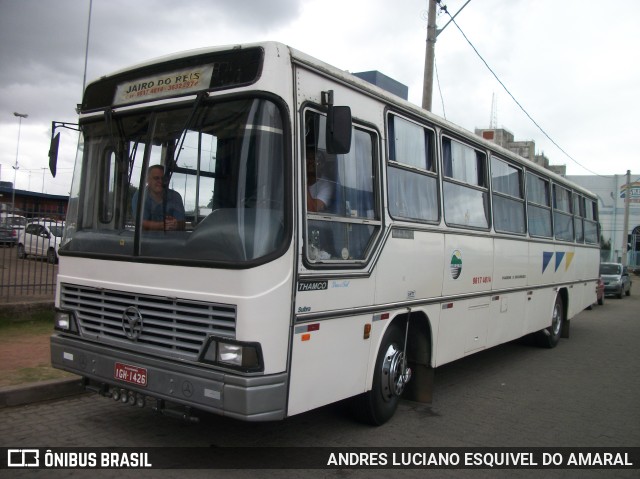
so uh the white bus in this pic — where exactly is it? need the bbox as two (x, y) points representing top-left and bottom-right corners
(50, 42), (600, 425)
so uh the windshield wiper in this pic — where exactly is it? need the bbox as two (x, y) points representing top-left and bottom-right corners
(104, 108), (124, 164)
(164, 91), (208, 185)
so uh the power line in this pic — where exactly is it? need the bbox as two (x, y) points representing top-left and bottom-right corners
(434, 54), (446, 119)
(436, 1), (605, 177)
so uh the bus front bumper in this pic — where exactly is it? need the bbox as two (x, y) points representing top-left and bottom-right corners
(50, 334), (288, 421)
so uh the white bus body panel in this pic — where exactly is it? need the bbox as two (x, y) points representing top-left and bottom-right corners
(287, 313), (374, 416)
(374, 230), (445, 305)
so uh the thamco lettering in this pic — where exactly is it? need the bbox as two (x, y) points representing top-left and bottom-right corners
(298, 281), (328, 291)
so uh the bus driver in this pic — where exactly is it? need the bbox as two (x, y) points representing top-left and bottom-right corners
(133, 164), (186, 231)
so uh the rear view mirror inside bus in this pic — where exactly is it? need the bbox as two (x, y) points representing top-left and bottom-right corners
(326, 105), (352, 154)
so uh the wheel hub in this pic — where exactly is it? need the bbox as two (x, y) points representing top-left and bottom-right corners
(381, 344), (412, 401)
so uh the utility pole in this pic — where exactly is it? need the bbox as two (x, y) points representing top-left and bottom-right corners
(621, 169), (631, 266)
(422, 0), (437, 111)
(421, 0), (472, 112)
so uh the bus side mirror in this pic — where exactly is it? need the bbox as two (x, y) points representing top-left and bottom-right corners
(48, 121), (80, 178)
(326, 105), (352, 155)
(49, 132), (60, 178)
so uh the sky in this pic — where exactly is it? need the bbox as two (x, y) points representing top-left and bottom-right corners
(0, 0), (638, 196)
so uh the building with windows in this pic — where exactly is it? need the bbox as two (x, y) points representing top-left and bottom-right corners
(566, 174), (640, 269)
(0, 183), (68, 219)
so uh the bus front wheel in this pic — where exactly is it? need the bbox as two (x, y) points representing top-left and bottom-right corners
(351, 323), (411, 426)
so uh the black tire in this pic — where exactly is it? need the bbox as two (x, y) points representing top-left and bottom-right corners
(538, 294), (564, 348)
(17, 244), (26, 259)
(351, 324), (410, 425)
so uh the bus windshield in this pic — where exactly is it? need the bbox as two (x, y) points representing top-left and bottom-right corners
(63, 98), (287, 265)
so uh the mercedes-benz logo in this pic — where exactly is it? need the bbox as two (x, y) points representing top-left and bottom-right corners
(182, 381), (194, 398)
(122, 306), (143, 341)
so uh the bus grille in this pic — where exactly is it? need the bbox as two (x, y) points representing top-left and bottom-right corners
(60, 283), (236, 361)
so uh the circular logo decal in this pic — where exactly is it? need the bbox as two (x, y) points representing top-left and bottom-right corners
(450, 250), (462, 279)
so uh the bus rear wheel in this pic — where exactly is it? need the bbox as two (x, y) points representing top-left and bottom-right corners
(538, 294), (564, 348)
(351, 323), (411, 426)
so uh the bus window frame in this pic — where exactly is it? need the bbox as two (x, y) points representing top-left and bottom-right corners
(490, 154), (527, 236)
(302, 105), (383, 268)
(441, 133), (491, 231)
(573, 192), (586, 244)
(552, 182), (575, 242)
(525, 170), (553, 239)
(386, 111), (440, 225)
(584, 196), (599, 244)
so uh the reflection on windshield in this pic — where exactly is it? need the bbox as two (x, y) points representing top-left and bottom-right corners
(63, 98), (287, 265)
(50, 226), (64, 237)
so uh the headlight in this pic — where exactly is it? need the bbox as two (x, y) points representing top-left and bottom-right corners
(54, 310), (79, 334)
(218, 343), (243, 364)
(200, 338), (262, 372)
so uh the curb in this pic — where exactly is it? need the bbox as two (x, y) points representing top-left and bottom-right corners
(0, 377), (86, 409)
(0, 301), (54, 316)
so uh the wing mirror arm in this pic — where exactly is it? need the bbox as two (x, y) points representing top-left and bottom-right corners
(49, 121), (80, 177)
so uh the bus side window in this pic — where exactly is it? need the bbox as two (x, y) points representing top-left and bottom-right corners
(304, 109), (380, 263)
(442, 136), (489, 229)
(387, 114), (438, 223)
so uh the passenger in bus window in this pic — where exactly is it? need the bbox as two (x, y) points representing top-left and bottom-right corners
(306, 147), (334, 213)
(132, 164), (186, 231)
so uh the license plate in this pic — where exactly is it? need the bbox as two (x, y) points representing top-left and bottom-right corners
(114, 362), (148, 387)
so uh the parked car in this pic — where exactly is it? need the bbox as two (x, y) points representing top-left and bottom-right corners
(0, 223), (17, 246)
(17, 220), (65, 264)
(599, 262), (632, 299)
(1, 214), (27, 241)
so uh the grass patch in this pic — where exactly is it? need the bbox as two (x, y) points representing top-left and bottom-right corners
(0, 307), (77, 388)
(0, 309), (55, 338)
(0, 366), (76, 388)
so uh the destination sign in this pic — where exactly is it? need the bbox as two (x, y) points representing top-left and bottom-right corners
(113, 64), (215, 105)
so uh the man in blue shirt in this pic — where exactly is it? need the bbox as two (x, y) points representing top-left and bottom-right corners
(134, 164), (185, 231)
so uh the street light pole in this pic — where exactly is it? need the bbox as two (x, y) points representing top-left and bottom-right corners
(11, 112), (28, 215)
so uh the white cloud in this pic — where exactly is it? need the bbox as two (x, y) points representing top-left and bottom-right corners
(1, 0), (639, 195)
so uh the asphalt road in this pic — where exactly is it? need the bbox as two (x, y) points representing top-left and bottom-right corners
(1, 291), (638, 479)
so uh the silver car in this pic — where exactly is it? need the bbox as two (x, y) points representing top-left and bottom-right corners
(599, 262), (632, 299)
